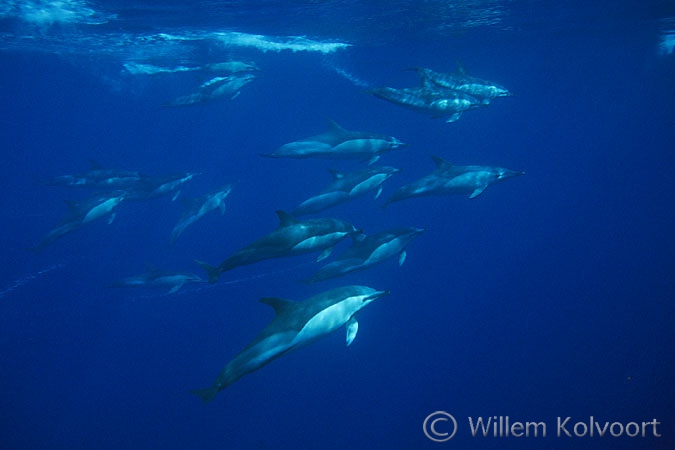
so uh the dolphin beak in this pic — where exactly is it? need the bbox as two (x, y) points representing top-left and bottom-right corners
(364, 290), (390, 302)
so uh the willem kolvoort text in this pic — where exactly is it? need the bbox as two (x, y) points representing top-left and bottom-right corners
(467, 416), (661, 438)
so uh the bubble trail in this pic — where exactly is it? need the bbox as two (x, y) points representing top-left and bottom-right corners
(0, 263), (66, 299)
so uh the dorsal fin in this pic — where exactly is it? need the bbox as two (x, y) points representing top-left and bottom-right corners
(275, 210), (297, 227)
(326, 119), (347, 135)
(432, 155), (453, 170)
(352, 231), (367, 244)
(328, 168), (345, 180)
(259, 297), (297, 316)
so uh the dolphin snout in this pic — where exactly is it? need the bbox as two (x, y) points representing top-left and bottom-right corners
(366, 289), (390, 302)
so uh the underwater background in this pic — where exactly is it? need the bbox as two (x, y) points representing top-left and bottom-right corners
(1, 1), (674, 449)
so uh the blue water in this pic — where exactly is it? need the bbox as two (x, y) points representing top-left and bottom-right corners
(1, 1), (674, 449)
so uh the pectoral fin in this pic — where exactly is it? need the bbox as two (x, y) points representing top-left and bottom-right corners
(219, 202), (227, 215)
(469, 185), (487, 199)
(346, 317), (359, 346)
(446, 112), (462, 123)
(374, 186), (383, 199)
(108, 213), (116, 225)
(317, 247), (332, 262)
(169, 282), (184, 294)
(398, 250), (407, 266)
(172, 191), (181, 201)
(366, 155), (380, 165)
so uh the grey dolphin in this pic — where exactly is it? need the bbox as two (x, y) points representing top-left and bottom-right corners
(410, 66), (512, 103)
(170, 184), (233, 245)
(164, 73), (255, 107)
(385, 156), (524, 205)
(371, 86), (485, 123)
(124, 60), (258, 76)
(38, 161), (142, 190)
(306, 227), (425, 283)
(191, 285), (389, 402)
(195, 211), (358, 283)
(126, 172), (197, 201)
(291, 166), (400, 216)
(31, 191), (126, 253)
(261, 119), (405, 164)
(109, 267), (206, 294)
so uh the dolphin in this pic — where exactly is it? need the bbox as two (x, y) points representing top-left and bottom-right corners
(385, 156), (524, 206)
(261, 119), (405, 164)
(170, 184), (233, 245)
(203, 61), (259, 74)
(164, 73), (255, 106)
(291, 166), (400, 216)
(191, 285), (389, 402)
(306, 227), (425, 283)
(124, 60), (258, 76)
(31, 191), (126, 253)
(371, 86), (485, 123)
(109, 267), (206, 294)
(410, 66), (512, 103)
(38, 161), (142, 190)
(195, 211), (358, 283)
(126, 172), (196, 201)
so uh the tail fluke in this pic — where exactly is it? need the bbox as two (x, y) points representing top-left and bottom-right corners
(191, 386), (219, 403)
(194, 260), (221, 284)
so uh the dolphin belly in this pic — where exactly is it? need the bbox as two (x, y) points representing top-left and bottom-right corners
(363, 239), (405, 265)
(293, 192), (350, 216)
(293, 300), (359, 344)
(291, 232), (349, 251)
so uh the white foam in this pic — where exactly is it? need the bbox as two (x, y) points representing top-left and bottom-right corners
(211, 31), (350, 54)
(659, 33), (675, 55)
(3, 0), (115, 26)
(123, 62), (196, 75)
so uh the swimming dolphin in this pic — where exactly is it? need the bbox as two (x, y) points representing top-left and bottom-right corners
(124, 60), (258, 76)
(291, 166), (400, 216)
(306, 227), (425, 283)
(191, 285), (389, 402)
(170, 184), (233, 245)
(195, 211), (358, 283)
(410, 66), (512, 103)
(371, 86), (485, 122)
(261, 120), (405, 164)
(203, 61), (259, 74)
(38, 161), (142, 190)
(384, 156), (524, 205)
(164, 73), (255, 106)
(109, 267), (206, 294)
(126, 172), (196, 201)
(31, 191), (126, 253)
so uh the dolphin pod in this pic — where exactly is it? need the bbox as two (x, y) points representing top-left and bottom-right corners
(195, 210), (358, 283)
(372, 64), (512, 122)
(32, 167), (198, 252)
(385, 156), (524, 206)
(305, 227), (425, 283)
(33, 63), (523, 401)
